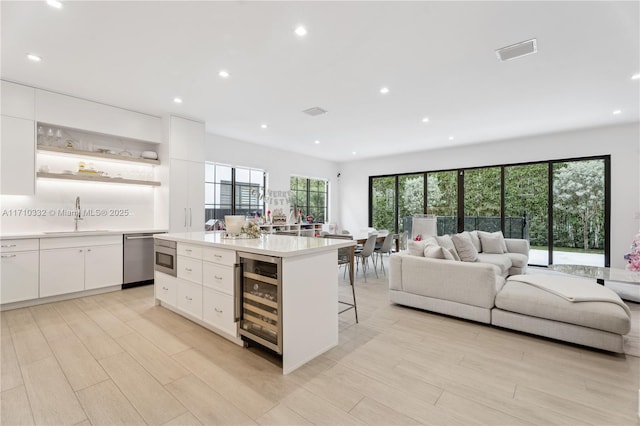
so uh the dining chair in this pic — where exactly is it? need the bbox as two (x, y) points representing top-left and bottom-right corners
(355, 234), (378, 282)
(322, 234), (358, 323)
(374, 232), (395, 275)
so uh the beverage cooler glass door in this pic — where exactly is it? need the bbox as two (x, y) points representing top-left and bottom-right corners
(237, 252), (283, 354)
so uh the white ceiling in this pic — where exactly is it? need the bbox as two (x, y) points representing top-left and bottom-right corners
(2, 1), (639, 162)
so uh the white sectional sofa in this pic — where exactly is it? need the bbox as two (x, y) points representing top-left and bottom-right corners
(389, 231), (632, 353)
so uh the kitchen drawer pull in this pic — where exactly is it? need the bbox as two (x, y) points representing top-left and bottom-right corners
(214, 275), (222, 280)
(1, 254), (17, 258)
(214, 308), (223, 313)
(185, 268), (192, 272)
(186, 296), (192, 301)
(1, 244), (17, 248)
(185, 248), (192, 252)
(162, 286), (169, 290)
(125, 235), (155, 240)
(214, 254), (222, 258)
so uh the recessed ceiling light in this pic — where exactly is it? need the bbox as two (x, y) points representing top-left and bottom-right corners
(314, 140), (320, 144)
(379, 87), (390, 94)
(632, 73), (640, 80)
(612, 109), (622, 115)
(294, 26), (307, 37)
(351, 151), (357, 155)
(27, 54), (41, 62)
(421, 117), (430, 123)
(261, 124), (268, 129)
(46, 0), (63, 9)
(218, 70), (229, 78)
(448, 136), (455, 141)
(173, 97), (183, 104)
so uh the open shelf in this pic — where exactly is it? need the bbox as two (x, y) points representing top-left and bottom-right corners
(37, 172), (161, 187)
(37, 145), (160, 165)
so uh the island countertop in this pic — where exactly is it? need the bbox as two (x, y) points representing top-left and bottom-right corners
(155, 231), (355, 258)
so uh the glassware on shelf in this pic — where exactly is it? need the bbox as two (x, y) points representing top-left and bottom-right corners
(37, 126), (45, 145)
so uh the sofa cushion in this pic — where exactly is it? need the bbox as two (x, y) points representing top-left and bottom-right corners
(424, 246), (455, 260)
(496, 278), (631, 335)
(479, 232), (505, 254)
(451, 232), (478, 262)
(504, 252), (528, 269)
(476, 253), (512, 276)
(408, 236), (438, 256)
(469, 230), (482, 252)
(478, 231), (508, 253)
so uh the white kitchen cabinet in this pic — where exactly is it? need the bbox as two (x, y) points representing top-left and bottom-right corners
(1, 239), (39, 304)
(85, 244), (124, 290)
(40, 247), (85, 297)
(40, 236), (123, 298)
(203, 288), (236, 336)
(1, 80), (35, 120)
(170, 116), (204, 162)
(177, 278), (203, 319)
(1, 115), (35, 195)
(35, 89), (162, 143)
(169, 159), (204, 232)
(155, 271), (177, 307)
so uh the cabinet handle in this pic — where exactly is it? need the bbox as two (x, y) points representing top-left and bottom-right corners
(185, 268), (192, 272)
(184, 208), (187, 227)
(79, 249), (83, 252)
(87, 249), (91, 252)
(162, 286), (168, 290)
(185, 248), (192, 252)
(185, 296), (192, 301)
(214, 254), (222, 258)
(189, 208), (192, 227)
(214, 275), (222, 280)
(1, 244), (17, 248)
(1, 254), (16, 258)
(234, 263), (241, 322)
(214, 308), (223, 313)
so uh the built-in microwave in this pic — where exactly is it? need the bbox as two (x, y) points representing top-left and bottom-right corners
(154, 239), (177, 276)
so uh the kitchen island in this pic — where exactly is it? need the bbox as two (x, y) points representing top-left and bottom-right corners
(154, 231), (356, 374)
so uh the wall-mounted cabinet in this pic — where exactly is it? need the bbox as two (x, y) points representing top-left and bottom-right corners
(170, 116), (205, 162)
(1, 81), (35, 120)
(35, 89), (162, 143)
(1, 116), (35, 195)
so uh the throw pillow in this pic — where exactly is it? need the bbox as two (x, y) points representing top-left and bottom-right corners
(407, 240), (427, 257)
(435, 235), (459, 259)
(477, 231), (508, 253)
(424, 246), (455, 260)
(479, 232), (505, 254)
(451, 232), (478, 262)
(469, 230), (482, 252)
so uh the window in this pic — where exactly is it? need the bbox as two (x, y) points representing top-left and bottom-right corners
(205, 163), (266, 225)
(369, 156), (610, 267)
(290, 176), (329, 223)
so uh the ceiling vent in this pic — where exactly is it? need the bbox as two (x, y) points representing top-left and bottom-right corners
(302, 107), (328, 117)
(495, 38), (537, 62)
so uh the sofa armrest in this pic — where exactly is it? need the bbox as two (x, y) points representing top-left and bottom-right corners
(505, 238), (529, 256)
(389, 253), (405, 291)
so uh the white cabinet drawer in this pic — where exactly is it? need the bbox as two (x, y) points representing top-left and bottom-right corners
(155, 272), (177, 307)
(203, 288), (237, 337)
(202, 262), (234, 295)
(1, 239), (39, 253)
(202, 247), (235, 266)
(177, 243), (202, 259)
(177, 279), (202, 319)
(1, 250), (39, 304)
(177, 255), (202, 284)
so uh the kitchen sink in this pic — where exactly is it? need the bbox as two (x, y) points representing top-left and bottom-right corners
(43, 230), (112, 234)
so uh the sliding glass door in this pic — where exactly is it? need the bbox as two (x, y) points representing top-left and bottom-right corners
(426, 171), (458, 235)
(371, 176), (396, 232)
(463, 167), (501, 232)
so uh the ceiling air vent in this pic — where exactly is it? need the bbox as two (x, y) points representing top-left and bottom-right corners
(495, 38), (537, 62)
(302, 107), (328, 117)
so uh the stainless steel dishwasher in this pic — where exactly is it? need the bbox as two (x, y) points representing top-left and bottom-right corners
(123, 233), (162, 288)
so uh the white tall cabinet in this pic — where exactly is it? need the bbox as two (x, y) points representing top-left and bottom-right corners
(1, 81), (35, 195)
(169, 116), (205, 232)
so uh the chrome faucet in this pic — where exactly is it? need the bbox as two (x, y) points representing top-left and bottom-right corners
(74, 196), (83, 231)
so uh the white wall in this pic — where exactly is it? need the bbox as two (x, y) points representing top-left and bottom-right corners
(338, 123), (640, 268)
(206, 133), (340, 224)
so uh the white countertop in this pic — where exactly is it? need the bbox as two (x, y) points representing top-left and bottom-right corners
(1, 229), (167, 239)
(156, 231), (355, 258)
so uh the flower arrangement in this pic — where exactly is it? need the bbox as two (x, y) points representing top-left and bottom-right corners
(242, 220), (262, 238)
(624, 232), (640, 271)
(414, 234), (423, 241)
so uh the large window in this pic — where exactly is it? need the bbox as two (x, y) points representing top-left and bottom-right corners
(369, 156), (610, 267)
(205, 163), (266, 223)
(290, 176), (329, 223)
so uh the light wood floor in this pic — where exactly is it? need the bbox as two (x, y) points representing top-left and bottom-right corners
(2, 258), (639, 425)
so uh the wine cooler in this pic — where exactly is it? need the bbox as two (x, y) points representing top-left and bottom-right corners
(236, 252), (283, 354)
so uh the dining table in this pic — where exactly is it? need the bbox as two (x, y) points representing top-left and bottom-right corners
(350, 230), (400, 253)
